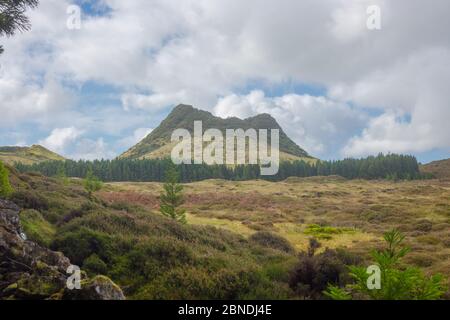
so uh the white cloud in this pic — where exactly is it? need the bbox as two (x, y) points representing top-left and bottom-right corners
(0, 76), (73, 125)
(342, 113), (436, 157)
(121, 92), (187, 111)
(39, 127), (83, 153)
(214, 91), (368, 158)
(70, 138), (116, 161)
(333, 48), (450, 157)
(118, 127), (153, 149)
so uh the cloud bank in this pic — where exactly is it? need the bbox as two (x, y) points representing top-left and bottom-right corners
(1, 0), (449, 160)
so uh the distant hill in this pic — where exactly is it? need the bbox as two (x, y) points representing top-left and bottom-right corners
(0, 145), (65, 165)
(421, 158), (450, 179)
(119, 104), (314, 162)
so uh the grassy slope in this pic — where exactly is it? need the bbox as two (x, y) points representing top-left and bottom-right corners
(0, 145), (65, 165)
(421, 158), (450, 179)
(6, 167), (297, 300)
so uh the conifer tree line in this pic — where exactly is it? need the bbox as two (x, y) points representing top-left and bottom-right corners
(15, 153), (426, 183)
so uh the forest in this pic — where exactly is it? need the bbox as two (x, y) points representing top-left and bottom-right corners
(15, 153), (425, 182)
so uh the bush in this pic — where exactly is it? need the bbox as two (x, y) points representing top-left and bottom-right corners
(10, 190), (49, 211)
(289, 239), (360, 299)
(0, 161), (13, 198)
(134, 266), (288, 300)
(51, 228), (112, 265)
(250, 231), (295, 254)
(83, 254), (108, 275)
(59, 202), (98, 225)
(127, 240), (194, 271)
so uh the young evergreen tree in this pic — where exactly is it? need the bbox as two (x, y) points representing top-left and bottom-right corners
(325, 229), (447, 300)
(83, 167), (103, 199)
(160, 163), (186, 224)
(55, 163), (69, 185)
(0, 161), (13, 198)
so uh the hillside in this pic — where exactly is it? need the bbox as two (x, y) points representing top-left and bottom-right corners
(421, 158), (450, 179)
(0, 145), (65, 165)
(2, 166), (298, 299)
(119, 104), (314, 162)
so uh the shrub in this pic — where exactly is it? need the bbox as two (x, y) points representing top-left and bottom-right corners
(288, 239), (359, 299)
(10, 190), (49, 211)
(51, 228), (112, 265)
(134, 266), (288, 300)
(83, 254), (108, 275)
(59, 202), (98, 225)
(0, 161), (13, 198)
(83, 168), (103, 199)
(250, 231), (295, 254)
(59, 208), (85, 225)
(128, 240), (194, 270)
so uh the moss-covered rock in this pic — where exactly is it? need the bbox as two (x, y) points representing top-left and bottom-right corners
(62, 275), (125, 300)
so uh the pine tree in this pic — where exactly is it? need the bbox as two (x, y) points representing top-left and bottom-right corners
(56, 163), (69, 185)
(0, 161), (13, 198)
(160, 163), (186, 224)
(83, 167), (103, 199)
(0, 0), (39, 55)
(325, 230), (447, 300)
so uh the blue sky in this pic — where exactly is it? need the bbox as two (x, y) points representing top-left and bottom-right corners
(0, 0), (449, 163)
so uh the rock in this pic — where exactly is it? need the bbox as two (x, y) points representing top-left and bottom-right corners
(62, 276), (126, 300)
(0, 199), (125, 300)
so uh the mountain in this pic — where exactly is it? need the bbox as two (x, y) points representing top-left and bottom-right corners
(0, 145), (65, 165)
(420, 158), (450, 179)
(119, 104), (314, 162)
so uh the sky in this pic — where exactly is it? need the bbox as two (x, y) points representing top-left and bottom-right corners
(0, 0), (449, 163)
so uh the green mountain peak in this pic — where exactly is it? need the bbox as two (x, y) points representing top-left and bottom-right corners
(120, 104), (312, 161)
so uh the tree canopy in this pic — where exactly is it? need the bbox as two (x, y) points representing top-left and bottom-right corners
(0, 0), (39, 54)
(16, 153), (424, 183)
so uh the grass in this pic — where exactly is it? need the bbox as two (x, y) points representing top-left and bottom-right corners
(275, 223), (379, 252)
(186, 213), (255, 237)
(19, 209), (56, 246)
(303, 224), (356, 240)
(104, 177), (450, 281)
(5, 165), (450, 299)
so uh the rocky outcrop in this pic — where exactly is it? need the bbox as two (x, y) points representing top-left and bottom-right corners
(0, 199), (125, 300)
